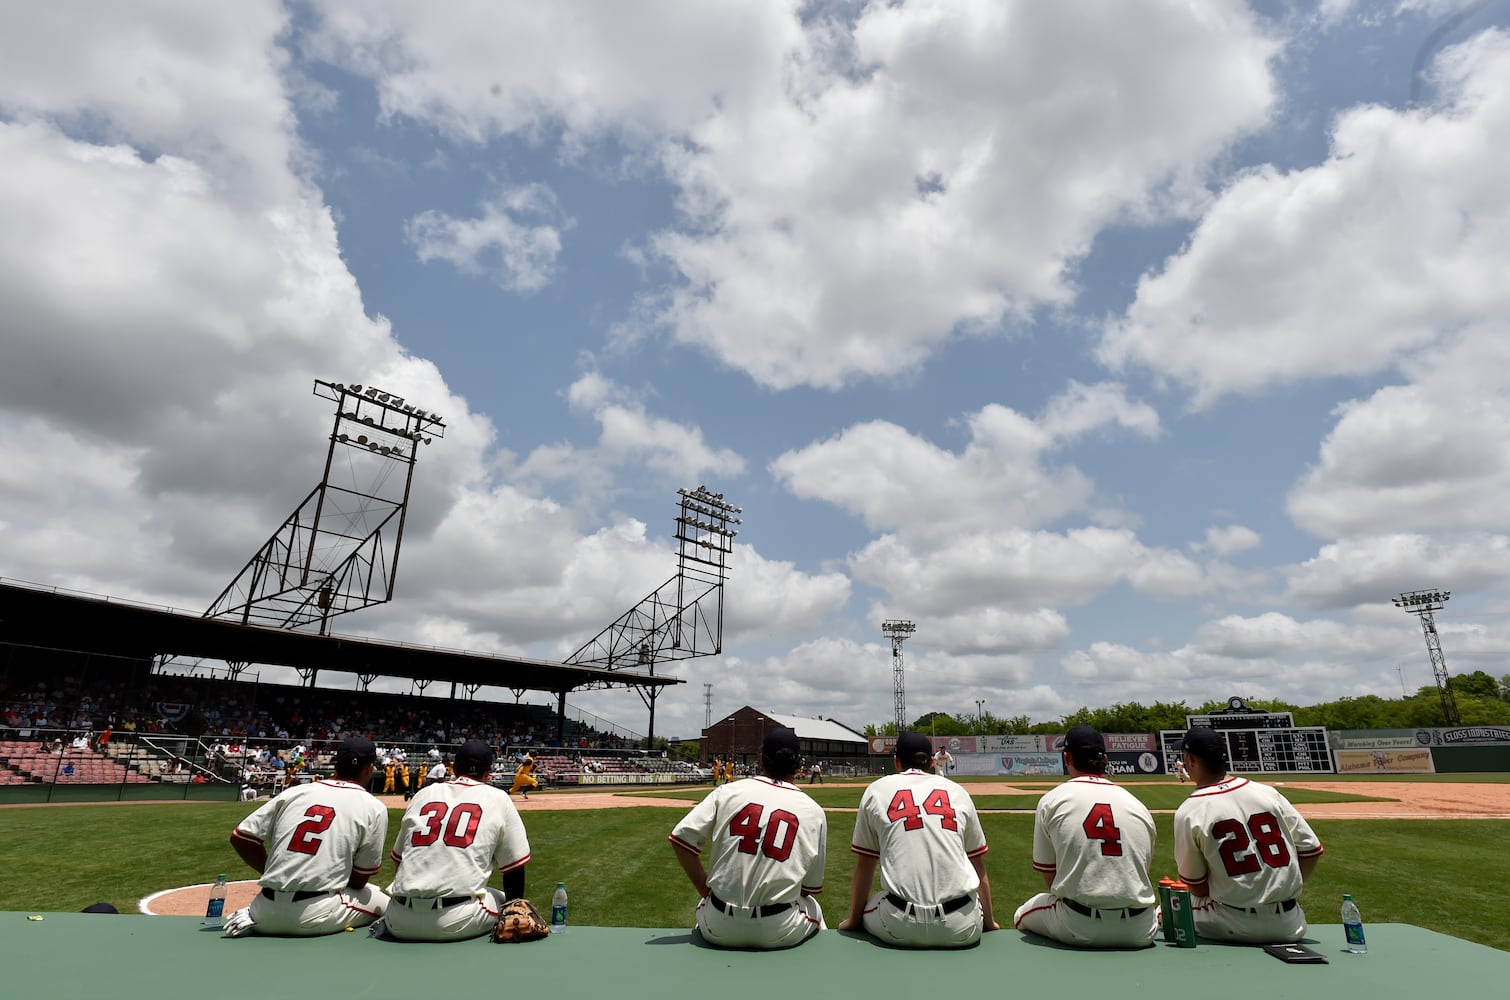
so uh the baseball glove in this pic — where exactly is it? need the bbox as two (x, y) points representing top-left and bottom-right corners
(491, 897), (551, 943)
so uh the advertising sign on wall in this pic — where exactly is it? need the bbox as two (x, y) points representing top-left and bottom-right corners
(995, 752), (1065, 777)
(1334, 749), (1436, 774)
(1106, 750), (1166, 776)
(1412, 727), (1510, 746)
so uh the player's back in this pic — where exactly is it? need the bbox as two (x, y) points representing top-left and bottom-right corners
(672, 776), (826, 908)
(1036, 776), (1155, 907)
(241, 778), (386, 892)
(1174, 776), (1307, 906)
(390, 777), (529, 897)
(854, 769), (985, 905)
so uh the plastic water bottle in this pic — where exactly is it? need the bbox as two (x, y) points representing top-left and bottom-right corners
(1341, 893), (1367, 954)
(204, 873), (228, 926)
(550, 881), (568, 934)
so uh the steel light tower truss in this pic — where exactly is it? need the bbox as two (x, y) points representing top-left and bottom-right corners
(205, 379), (445, 636)
(567, 486), (741, 746)
(882, 619), (916, 735)
(1392, 588), (1459, 725)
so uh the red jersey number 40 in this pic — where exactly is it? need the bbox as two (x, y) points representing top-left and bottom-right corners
(728, 803), (800, 862)
(886, 787), (958, 831)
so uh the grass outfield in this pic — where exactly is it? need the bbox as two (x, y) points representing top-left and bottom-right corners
(0, 802), (1504, 951)
(624, 784), (1394, 810)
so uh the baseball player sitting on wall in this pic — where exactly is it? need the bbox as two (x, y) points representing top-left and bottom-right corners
(1173, 727), (1324, 944)
(840, 731), (998, 948)
(1013, 725), (1158, 948)
(224, 735), (389, 938)
(668, 728), (827, 949)
(384, 739), (531, 942)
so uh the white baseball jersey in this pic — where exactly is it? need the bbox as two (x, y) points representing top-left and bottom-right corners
(389, 776), (530, 896)
(427, 763), (447, 783)
(932, 749), (954, 772)
(1031, 775), (1156, 907)
(1174, 776), (1323, 906)
(232, 778), (388, 891)
(669, 775), (827, 906)
(852, 769), (987, 905)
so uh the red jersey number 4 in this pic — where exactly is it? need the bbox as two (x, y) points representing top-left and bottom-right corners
(886, 787), (959, 831)
(1081, 802), (1124, 856)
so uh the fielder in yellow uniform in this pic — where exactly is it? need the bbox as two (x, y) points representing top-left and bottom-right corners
(509, 752), (539, 800)
(382, 761), (397, 794)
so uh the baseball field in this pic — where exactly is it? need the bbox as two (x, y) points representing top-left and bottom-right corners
(3, 774), (1507, 953)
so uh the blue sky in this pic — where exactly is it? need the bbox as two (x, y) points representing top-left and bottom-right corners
(3, 1), (1510, 739)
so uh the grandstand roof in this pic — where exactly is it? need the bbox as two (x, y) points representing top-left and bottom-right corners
(0, 579), (677, 695)
(763, 712), (867, 745)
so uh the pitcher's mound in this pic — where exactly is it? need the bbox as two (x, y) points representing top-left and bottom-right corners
(140, 879), (262, 916)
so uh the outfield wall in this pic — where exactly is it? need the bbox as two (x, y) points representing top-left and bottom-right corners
(901, 730), (1509, 776)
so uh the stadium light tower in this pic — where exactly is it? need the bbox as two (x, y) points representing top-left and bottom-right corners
(205, 379), (445, 642)
(882, 619), (916, 736)
(567, 485), (741, 749)
(1392, 588), (1459, 725)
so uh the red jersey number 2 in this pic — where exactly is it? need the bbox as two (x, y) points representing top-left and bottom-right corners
(886, 788), (959, 831)
(287, 805), (335, 855)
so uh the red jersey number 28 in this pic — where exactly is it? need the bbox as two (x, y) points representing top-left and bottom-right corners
(886, 788), (958, 831)
(1213, 811), (1292, 876)
(287, 805), (335, 855)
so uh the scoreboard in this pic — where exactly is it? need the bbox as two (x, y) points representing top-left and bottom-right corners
(1160, 726), (1334, 774)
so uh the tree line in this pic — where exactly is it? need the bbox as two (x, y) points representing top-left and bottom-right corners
(863, 670), (1510, 737)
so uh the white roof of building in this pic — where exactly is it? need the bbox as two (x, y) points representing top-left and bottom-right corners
(764, 712), (867, 745)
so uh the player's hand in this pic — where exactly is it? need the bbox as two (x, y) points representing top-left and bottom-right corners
(983, 919), (1001, 932)
(222, 906), (256, 938)
(838, 916), (856, 931)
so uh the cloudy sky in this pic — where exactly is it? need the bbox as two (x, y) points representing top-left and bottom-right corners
(4, 0), (1510, 739)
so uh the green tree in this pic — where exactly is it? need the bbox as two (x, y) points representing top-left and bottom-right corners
(1449, 670), (1500, 700)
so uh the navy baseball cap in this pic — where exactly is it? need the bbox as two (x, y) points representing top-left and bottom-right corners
(762, 727), (801, 757)
(894, 731), (933, 762)
(334, 735), (377, 768)
(1182, 727), (1228, 765)
(455, 739), (494, 772)
(1063, 725), (1106, 753)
